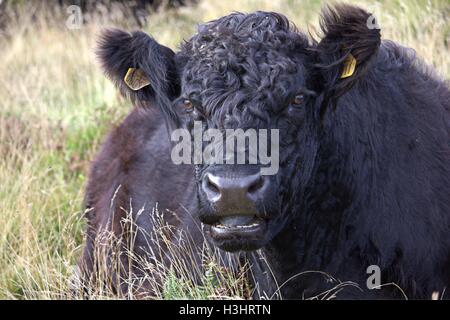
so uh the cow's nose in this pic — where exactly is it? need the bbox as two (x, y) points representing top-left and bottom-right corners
(202, 172), (268, 215)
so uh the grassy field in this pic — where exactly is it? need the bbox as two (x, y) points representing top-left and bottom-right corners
(0, 0), (448, 299)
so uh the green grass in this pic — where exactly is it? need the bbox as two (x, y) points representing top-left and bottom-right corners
(0, 0), (448, 299)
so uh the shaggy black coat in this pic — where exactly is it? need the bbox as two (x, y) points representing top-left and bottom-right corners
(80, 4), (450, 299)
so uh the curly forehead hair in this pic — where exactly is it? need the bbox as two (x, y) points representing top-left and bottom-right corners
(191, 11), (305, 49)
(178, 11), (311, 124)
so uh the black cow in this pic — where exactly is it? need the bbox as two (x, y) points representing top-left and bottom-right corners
(80, 4), (450, 299)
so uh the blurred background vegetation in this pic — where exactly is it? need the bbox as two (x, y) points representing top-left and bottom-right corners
(0, 0), (448, 299)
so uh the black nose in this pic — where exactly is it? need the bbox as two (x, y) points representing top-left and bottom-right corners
(202, 172), (268, 215)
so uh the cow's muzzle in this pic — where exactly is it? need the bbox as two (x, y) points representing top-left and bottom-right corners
(200, 171), (270, 251)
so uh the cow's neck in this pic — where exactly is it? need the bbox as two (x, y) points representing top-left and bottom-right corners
(260, 212), (345, 299)
(259, 133), (362, 298)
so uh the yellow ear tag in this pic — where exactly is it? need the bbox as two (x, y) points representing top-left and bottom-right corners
(124, 68), (151, 91)
(340, 53), (357, 79)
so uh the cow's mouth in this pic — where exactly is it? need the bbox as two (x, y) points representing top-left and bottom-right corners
(207, 215), (267, 251)
(212, 215), (262, 232)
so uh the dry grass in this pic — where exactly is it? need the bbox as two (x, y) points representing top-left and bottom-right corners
(71, 206), (253, 300)
(0, 0), (448, 299)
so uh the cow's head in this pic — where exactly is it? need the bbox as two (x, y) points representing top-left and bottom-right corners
(98, 4), (380, 252)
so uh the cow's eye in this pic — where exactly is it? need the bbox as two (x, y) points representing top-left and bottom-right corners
(184, 99), (194, 111)
(291, 94), (304, 106)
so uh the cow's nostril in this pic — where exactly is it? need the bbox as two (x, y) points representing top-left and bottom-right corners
(202, 173), (221, 202)
(247, 176), (264, 195)
(206, 177), (220, 194)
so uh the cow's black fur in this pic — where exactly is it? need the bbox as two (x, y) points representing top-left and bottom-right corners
(81, 4), (450, 299)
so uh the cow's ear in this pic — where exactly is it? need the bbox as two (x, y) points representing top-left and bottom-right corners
(314, 4), (381, 118)
(97, 29), (179, 122)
